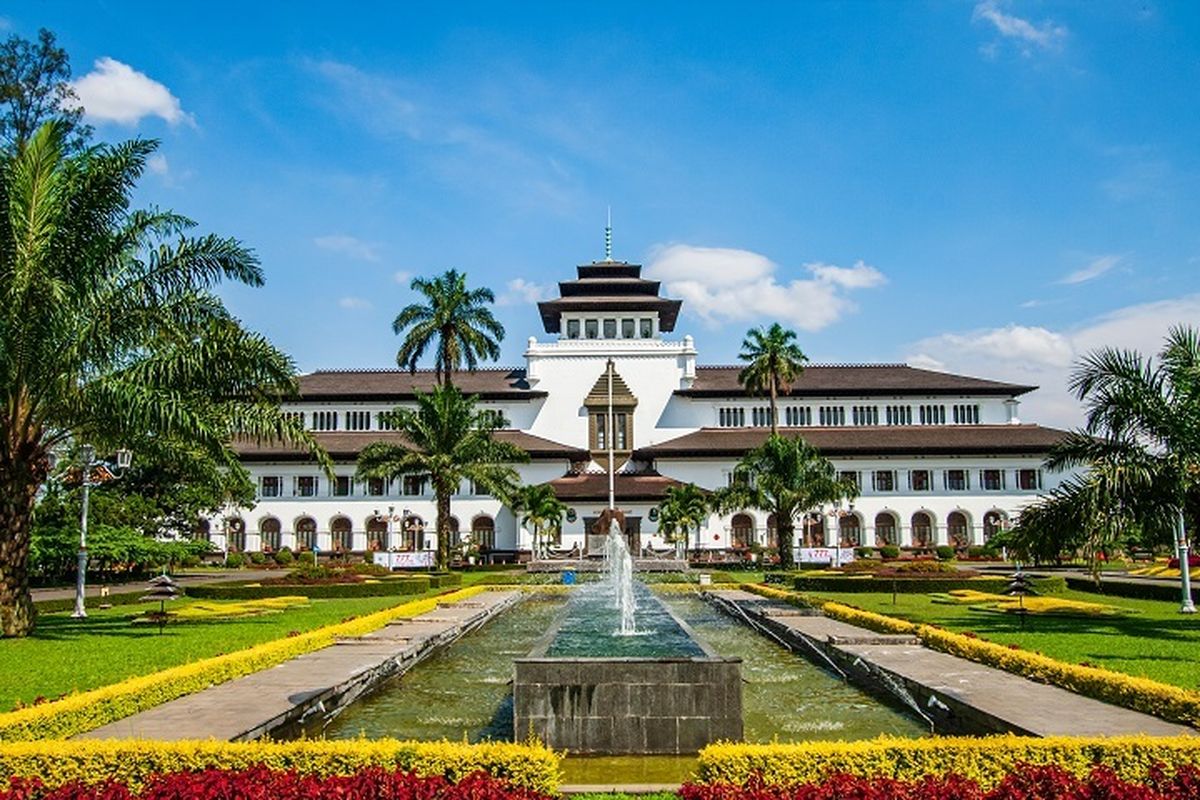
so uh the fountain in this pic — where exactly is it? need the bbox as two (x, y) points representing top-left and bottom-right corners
(512, 511), (743, 754)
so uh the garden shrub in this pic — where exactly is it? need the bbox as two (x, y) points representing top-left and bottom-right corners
(879, 546), (900, 559)
(273, 548), (294, 566)
(854, 547), (875, 559)
(0, 739), (559, 794)
(224, 553), (244, 569)
(184, 577), (431, 600)
(935, 545), (956, 561)
(0, 586), (486, 740)
(966, 546), (989, 559)
(248, 552), (267, 566)
(686, 760), (1200, 799)
(693, 735), (1200, 789)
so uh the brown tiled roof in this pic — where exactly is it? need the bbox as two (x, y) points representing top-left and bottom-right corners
(537, 296), (682, 333)
(633, 425), (1069, 459)
(544, 471), (685, 501)
(234, 430), (587, 462)
(294, 368), (544, 401)
(678, 364), (1036, 397)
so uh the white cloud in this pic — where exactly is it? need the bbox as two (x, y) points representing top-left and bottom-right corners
(973, 1), (1067, 55)
(497, 278), (552, 306)
(337, 296), (372, 310)
(1057, 254), (1121, 285)
(393, 270), (412, 285)
(147, 154), (169, 176)
(645, 244), (886, 332)
(71, 57), (192, 126)
(906, 294), (1200, 428)
(314, 234), (381, 263)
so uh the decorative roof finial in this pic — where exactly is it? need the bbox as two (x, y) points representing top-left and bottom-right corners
(605, 206), (613, 261)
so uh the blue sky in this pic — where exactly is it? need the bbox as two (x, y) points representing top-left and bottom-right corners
(6, 2), (1200, 426)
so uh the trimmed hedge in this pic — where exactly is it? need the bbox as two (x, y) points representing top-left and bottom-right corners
(185, 577), (431, 600)
(0, 739), (560, 794)
(0, 586), (487, 741)
(694, 735), (1200, 789)
(740, 583), (1200, 728)
(34, 589), (151, 614)
(1066, 575), (1200, 603)
(792, 574), (1066, 594)
(424, 572), (463, 588)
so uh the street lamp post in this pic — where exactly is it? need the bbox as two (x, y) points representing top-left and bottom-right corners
(1178, 509), (1196, 614)
(72, 446), (131, 619)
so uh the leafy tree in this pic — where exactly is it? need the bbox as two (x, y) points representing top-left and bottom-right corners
(393, 269), (505, 388)
(738, 323), (808, 435)
(712, 435), (857, 570)
(357, 386), (528, 570)
(512, 483), (566, 559)
(657, 483), (710, 560)
(1014, 325), (1200, 609)
(0, 122), (321, 636)
(0, 29), (90, 151)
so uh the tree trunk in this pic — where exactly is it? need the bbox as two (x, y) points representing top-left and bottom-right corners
(435, 488), (452, 572)
(0, 455), (44, 636)
(776, 511), (796, 571)
(769, 377), (778, 437)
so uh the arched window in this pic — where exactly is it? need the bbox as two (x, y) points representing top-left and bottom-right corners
(874, 513), (897, 547)
(947, 511), (970, 548)
(403, 515), (425, 551)
(472, 515), (495, 550)
(260, 517), (281, 551)
(331, 516), (352, 552)
(194, 518), (211, 543)
(366, 516), (387, 551)
(447, 516), (461, 548)
(839, 514), (861, 547)
(766, 513), (778, 549)
(730, 514), (754, 549)
(911, 512), (933, 547)
(295, 517), (316, 551)
(983, 511), (1007, 542)
(225, 517), (246, 552)
(802, 513), (825, 547)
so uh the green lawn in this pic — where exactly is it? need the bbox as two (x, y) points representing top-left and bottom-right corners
(0, 592), (441, 710)
(811, 588), (1200, 692)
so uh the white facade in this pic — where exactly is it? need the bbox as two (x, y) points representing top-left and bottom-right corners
(211, 258), (1068, 561)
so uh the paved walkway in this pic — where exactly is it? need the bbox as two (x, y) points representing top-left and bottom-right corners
(78, 590), (521, 741)
(706, 589), (1192, 738)
(33, 570), (271, 603)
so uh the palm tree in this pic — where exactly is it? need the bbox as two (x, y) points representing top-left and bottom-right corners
(657, 483), (710, 560)
(1018, 325), (1200, 612)
(393, 270), (505, 388)
(712, 435), (857, 570)
(738, 323), (808, 435)
(357, 386), (529, 571)
(512, 483), (566, 559)
(0, 122), (320, 636)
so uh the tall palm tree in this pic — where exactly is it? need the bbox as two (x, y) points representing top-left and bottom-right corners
(1018, 325), (1200, 612)
(393, 270), (505, 388)
(0, 122), (321, 636)
(357, 386), (528, 571)
(512, 483), (566, 559)
(712, 435), (857, 570)
(657, 483), (710, 560)
(738, 323), (808, 435)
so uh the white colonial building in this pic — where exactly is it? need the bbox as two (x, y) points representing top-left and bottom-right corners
(206, 255), (1069, 563)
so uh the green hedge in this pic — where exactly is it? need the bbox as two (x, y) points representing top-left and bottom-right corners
(185, 577), (431, 600)
(793, 574), (1066, 594)
(423, 572), (462, 588)
(35, 589), (152, 614)
(1066, 575), (1199, 603)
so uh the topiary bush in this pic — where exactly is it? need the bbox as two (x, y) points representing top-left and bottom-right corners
(248, 552), (267, 566)
(273, 548), (294, 566)
(224, 553), (245, 569)
(879, 546), (900, 560)
(935, 545), (956, 561)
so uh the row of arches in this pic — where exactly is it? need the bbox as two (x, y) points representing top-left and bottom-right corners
(197, 514), (497, 552)
(727, 509), (1009, 548)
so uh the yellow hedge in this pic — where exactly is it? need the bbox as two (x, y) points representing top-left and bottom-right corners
(739, 583), (1200, 728)
(696, 736), (1200, 788)
(0, 586), (488, 741)
(0, 738), (561, 794)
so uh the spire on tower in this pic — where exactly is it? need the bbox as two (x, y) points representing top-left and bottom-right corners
(604, 206), (613, 261)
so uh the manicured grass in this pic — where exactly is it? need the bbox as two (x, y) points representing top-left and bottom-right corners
(811, 588), (1200, 691)
(0, 592), (440, 709)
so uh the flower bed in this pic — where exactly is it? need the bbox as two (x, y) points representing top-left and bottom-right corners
(684, 763), (1200, 800)
(0, 587), (487, 741)
(740, 583), (1200, 727)
(792, 574), (1066, 595)
(0, 739), (559, 795)
(693, 736), (1200, 789)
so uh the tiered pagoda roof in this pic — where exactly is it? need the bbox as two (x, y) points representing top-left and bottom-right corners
(536, 260), (683, 333)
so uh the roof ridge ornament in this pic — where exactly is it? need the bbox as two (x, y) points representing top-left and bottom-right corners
(604, 206), (613, 261)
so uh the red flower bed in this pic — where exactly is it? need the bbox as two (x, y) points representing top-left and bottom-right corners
(0, 767), (552, 800)
(681, 764), (1200, 800)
